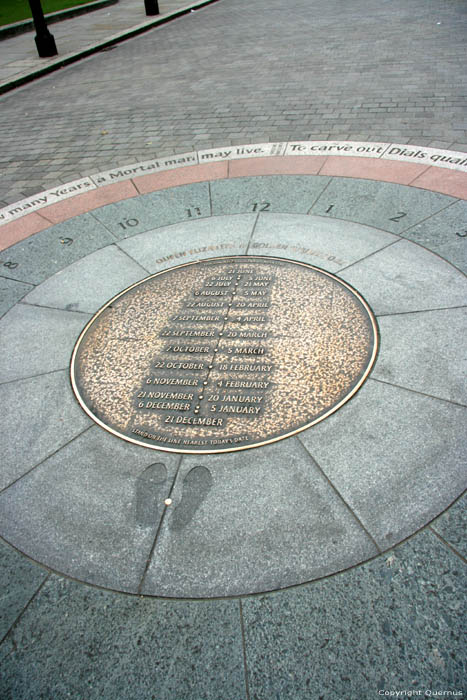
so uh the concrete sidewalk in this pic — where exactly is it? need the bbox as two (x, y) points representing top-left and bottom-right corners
(0, 0), (219, 93)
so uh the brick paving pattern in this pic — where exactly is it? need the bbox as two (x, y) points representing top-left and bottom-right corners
(0, 0), (466, 206)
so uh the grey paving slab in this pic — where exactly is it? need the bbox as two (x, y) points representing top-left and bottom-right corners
(116, 213), (256, 273)
(0, 274), (33, 319)
(0, 539), (47, 642)
(249, 212), (396, 272)
(92, 182), (212, 240)
(0, 633), (14, 665)
(401, 199), (467, 273)
(340, 238), (467, 315)
(0, 303), (90, 383)
(0, 370), (91, 491)
(141, 438), (377, 598)
(374, 307), (467, 405)
(0, 575), (245, 700)
(0, 213), (116, 285)
(22, 244), (148, 314)
(242, 530), (466, 700)
(210, 175), (330, 216)
(431, 494), (466, 559)
(299, 379), (467, 549)
(0, 428), (180, 592)
(310, 177), (456, 234)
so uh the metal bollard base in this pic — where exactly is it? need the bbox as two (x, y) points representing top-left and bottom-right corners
(144, 0), (160, 16)
(34, 30), (58, 57)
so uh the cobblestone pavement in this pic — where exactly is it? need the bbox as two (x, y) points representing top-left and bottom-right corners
(0, 0), (466, 206)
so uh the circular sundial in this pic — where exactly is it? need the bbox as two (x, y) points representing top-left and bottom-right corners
(0, 143), (465, 598)
(72, 256), (377, 453)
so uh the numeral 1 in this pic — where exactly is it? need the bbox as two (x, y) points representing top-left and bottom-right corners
(252, 202), (271, 212)
(186, 207), (202, 217)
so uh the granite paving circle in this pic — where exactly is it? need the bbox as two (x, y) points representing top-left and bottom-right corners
(0, 143), (465, 598)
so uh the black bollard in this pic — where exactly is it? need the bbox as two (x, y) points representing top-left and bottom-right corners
(28, 0), (58, 57)
(144, 0), (160, 16)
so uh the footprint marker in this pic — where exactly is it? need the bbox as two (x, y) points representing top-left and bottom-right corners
(170, 466), (212, 531)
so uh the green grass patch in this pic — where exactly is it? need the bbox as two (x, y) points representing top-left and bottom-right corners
(0, 0), (97, 26)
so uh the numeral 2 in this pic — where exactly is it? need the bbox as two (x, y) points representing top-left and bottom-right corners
(389, 212), (407, 222)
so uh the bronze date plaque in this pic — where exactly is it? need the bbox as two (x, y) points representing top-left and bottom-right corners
(71, 256), (378, 453)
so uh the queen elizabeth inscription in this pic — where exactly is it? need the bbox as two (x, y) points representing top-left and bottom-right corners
(71, 256), (378, 453)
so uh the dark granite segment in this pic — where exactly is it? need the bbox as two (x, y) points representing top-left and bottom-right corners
(141, 438), (378, 598)
(0, 275), (33, 319)
(210, 175), (331, 215)
(300, 379), (467, 549)
(92, 182), (212, 240)
(431, 494), (467, 559)
(0, 635), (14, 665)
(340, 238), (467, 315)
(0, 575), (246, 700)
(0, 370), (91, 491)
(0, 538), (47, 642)
(401, 198), (467, 273)
(0, 428), (180, 593)
(374, 307), (467, 405)
(242, 530), (466, 699)
(0, 304), (91, 383)
(22, 244), (148, 314)
(0, 213), (116, 285)
(310, 177), (455, 233)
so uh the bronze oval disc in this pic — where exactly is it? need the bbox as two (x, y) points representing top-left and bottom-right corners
(71, 256), (378, 453)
